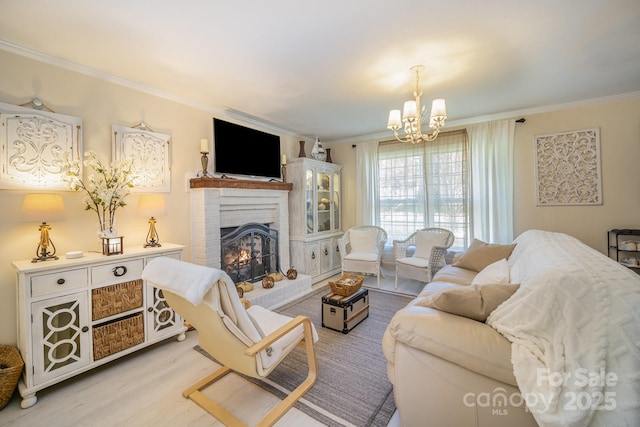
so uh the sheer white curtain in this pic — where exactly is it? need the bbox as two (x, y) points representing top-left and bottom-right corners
(355, 140), (379, 226)
(468, 120), (515, 243)
(424, 130), (470, 249)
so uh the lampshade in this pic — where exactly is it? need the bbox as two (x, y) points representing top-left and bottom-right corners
(386, 110), (402, 129)
(21, 194), (66, 222)
(402, 100), (418, 120)
(137, 194), (167, 217)
(430, 98), (447, 119)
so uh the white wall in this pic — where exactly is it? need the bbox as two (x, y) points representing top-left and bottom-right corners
(0, 50), (300, 345)
(327, 96), (640, 255)
(3, 46), (639, 346)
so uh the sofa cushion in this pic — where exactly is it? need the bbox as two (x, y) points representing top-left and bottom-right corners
(349, 229), (378, 254)
(416, 280), (460, 298)
(384, 305), (517, 386)
(453, 238), (516, 272)
(415, 283), (520, 322)
(431, 265), (477, 285)
(471, 258), (510, 285)
(414, 230), (449, 259)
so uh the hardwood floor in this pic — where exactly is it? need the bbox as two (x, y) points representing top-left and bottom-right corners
(1, 273), (420, 427)
(1, 331), (325, 426)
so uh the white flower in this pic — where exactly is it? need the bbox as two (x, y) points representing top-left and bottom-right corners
(61, 150), (135, 236)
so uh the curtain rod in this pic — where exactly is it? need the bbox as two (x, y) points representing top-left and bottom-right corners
(352, 120), (525, 148)
(352, 129), (468, 148)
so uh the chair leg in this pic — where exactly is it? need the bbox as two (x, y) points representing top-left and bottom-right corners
(258, 319), (317, 427)
(183, 366), (248, 427)
(395, 267), (398, 289)
(184, 320), (318, 427)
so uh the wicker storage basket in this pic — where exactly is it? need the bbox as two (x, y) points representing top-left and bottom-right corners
(93, 313), (145, 360)
(329, 274), (364, 297)
(0, 345), (24, 410)
(92, 280), (143, 321)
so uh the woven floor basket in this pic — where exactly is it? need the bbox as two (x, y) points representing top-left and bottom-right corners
(0, 345), (24, 410)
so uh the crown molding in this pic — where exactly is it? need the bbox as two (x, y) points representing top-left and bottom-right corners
(0, 39), (302, 134)
(1, 39), (301, 137)
(3, 39), (639, 145)
(333, 91), (640, 145)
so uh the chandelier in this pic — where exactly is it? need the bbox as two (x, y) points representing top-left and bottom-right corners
(386, 65), (447, 143)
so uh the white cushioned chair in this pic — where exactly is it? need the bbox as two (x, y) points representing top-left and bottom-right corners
(393, 227), (455, 288)
(338, 225), (387, 287)
(142, 257), (318, 427)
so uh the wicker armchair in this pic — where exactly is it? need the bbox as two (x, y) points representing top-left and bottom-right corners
(338, 226), (388, 288)
(393, 228), (455, 288)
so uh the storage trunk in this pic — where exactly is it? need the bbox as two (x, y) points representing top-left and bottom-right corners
(321, 288), (369, 334)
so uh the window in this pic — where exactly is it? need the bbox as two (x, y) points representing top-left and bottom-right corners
(379, 142), (426, 243)
(378, 130), (470, 249)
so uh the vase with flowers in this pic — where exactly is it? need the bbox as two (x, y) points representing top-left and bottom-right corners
(61, 151), (135, 247)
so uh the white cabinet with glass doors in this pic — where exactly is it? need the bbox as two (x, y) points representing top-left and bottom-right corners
(288, 157), (342, 282)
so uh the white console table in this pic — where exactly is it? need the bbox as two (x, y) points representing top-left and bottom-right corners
(12, 244), (186, 408)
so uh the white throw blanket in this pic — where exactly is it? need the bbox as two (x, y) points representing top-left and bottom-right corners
(141, 257), (226, 305)
(487, 230), (640, 426)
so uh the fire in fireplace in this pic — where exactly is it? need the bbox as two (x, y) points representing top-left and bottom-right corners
(220, 222), (280, 283)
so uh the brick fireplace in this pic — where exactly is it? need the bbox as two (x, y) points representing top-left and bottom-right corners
(190, 177), (311, 309)
(190, 178), (291, 270)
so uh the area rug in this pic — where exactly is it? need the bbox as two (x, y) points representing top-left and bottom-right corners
(194, 286), (413, 427)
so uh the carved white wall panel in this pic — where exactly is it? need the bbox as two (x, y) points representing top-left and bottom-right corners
(0, 102), (82, 189)
(535, 127), (602, 206)
(112, 125), (171, 192)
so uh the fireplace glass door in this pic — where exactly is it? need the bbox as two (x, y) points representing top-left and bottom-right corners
(220, 223), (279, 283)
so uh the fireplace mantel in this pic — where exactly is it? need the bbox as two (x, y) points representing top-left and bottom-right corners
(190, 177), (292, 191)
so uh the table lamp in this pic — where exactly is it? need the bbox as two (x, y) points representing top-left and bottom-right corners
(22, 194), (67, 263)
(137, 194), (167, 247)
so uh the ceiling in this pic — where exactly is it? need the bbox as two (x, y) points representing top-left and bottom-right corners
(1, 0), (639, 142)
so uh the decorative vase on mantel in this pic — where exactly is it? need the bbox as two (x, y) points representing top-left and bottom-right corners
(310, 137), (326, 161)
(298, 140), (306, 158)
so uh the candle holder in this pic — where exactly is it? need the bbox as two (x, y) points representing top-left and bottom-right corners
(197, 152), (214, 178)
(281, 164), (287, 182)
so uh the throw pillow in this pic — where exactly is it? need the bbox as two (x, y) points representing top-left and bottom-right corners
(349, 228), (378, 254)
(416, 283), (520, 322)
(453, 238), (516, 272)
(471, 258), (510, 285)
(413, 230), (450, 259)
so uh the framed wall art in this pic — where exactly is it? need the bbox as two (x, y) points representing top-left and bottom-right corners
(112, 124), (171, 192)
(0, 101), (82, 190)
(534, 127), (602, 206)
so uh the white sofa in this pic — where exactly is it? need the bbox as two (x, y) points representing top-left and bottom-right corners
(382, 229), (640, 427)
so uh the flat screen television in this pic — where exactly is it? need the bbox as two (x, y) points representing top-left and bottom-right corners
(213, 118), (281, 179)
